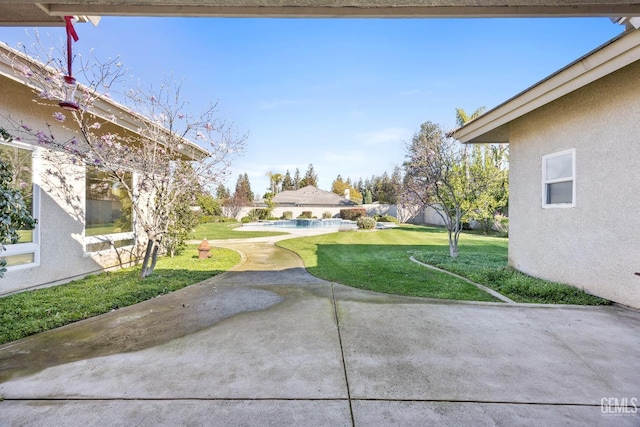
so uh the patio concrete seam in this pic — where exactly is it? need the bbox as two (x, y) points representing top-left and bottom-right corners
(0, 398), (607, 407)
(331, 282), (355, 427)
(409, 256), (516, 303)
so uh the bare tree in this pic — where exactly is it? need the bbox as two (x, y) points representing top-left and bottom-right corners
(404, 121), (501, 258)
(2, 42), (246, 277)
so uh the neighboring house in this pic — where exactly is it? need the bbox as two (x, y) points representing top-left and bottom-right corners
(0, 43), (206, 295)
(272, 185), (356, 207)
(454, 23), (640, 309)
(241, 185), (357, 219)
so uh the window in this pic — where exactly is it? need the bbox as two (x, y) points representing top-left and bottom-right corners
(0, 141), (40, 270)
(85, 166), (135, 252)
(542, 149), (575, 208)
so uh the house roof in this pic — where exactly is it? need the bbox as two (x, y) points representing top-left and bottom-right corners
(3, 1), (640, 22)
(454, 24), (640, 144)
(0, 42), (209, 161)
(271, 185), (357, 207)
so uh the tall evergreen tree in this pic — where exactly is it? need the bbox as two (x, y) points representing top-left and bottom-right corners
(215, 183), (230, 201)
(364, 188), (373, 204)
(234, 173), (254, 204)
(281, 170), (294, 191)
(293, 168), (301, 190)
(300, 163), (318, 188)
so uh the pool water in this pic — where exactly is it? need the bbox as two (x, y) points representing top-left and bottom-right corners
(258, 219), (356, 229)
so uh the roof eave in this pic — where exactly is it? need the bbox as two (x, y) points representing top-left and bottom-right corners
(0, 42), (209, 161)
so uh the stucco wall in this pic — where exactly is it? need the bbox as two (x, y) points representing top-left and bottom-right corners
(1, 75), (144, 295)
(508, 60), (640, 308)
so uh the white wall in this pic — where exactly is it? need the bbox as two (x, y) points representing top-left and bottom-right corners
(508, 60), (640, 308)
(0, 75), (145, 295)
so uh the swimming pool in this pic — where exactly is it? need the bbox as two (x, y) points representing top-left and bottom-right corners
(252, 218), (356, 229)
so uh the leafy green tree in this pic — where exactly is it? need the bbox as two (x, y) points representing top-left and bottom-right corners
(464, 144), (509, 233)
(164, 162), (200, 257)
(331, 175), (363, 203)
(455, 106), (486, 127)
(197, 193), (222, 216)
(331, 174), (346, 195)
(374, 171), (397, 204)
(266, 171), (284, 194)
(263, 191), (276, 218)
(404, 121), (502, 258)
(456, 107), (509, 233)
(0, 130), (37, 278)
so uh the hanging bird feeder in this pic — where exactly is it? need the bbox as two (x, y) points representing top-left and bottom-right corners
(59, 16), (80, 111)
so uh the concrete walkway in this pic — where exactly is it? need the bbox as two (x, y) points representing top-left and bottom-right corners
(1, 230), (639, 426)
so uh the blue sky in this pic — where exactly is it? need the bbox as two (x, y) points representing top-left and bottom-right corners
(0, 17), (624, 195)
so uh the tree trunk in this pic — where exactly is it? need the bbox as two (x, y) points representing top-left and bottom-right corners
(448, 213), (462, 259)
(448, 236), (459, 258)
(447, 230), (459, 258)
(148, 241), (160, 275)
(140, 238), (160, 278)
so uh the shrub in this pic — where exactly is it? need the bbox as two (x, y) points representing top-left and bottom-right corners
(322, 211), (332, 219)
(199, 215), (216, 224)
(248, 208), (269, 220)
(494, 214), (509, 237)
(199, 215), (238, 224)
(197, 194), (222, 216)
(298, 211), (313, 219)
(356, 216), (377, 230)
(340, 208), (366, 221)
(374, 214), (399, 224)
(281, 211), (293, 220)
(240, 216), (253, 223)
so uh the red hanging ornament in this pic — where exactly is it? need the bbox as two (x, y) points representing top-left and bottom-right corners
(59, 16), (80, 111)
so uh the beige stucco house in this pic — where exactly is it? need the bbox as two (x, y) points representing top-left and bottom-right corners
(272, 185), (357, 208)
(454, 23), (640, 309)
(239, 185), (357, 220)
(0, 43), (206, 295)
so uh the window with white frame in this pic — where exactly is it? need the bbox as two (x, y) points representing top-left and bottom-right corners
(85, 166), (135, 252)
(0, 140), (40, 270)
(542, 149), (575, 208)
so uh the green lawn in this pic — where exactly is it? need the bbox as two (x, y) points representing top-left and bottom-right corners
(0, 245), (240, 345)
(192, 222), (288, 240)
(278, 225), (611, 305)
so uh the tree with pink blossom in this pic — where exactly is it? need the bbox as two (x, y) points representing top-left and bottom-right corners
(1, 42), (246, 278)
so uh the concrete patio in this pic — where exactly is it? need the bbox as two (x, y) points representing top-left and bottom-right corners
(1, 231), (639, 426)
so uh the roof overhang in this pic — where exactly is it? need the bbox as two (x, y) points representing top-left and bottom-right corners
(0, 42), (209, 161)
(0, 4), (98, 27)
(3, 1), (640, 22)
(453, 25), (640, 144)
